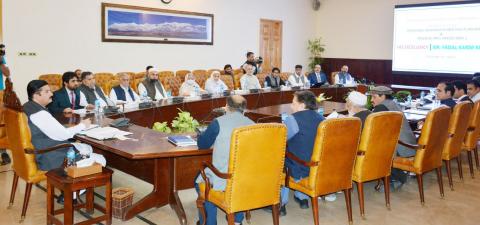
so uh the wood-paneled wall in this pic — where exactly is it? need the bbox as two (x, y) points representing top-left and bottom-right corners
(321, 58), (471, 87)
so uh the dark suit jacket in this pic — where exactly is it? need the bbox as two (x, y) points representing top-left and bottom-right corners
(441, 98), (457, 108)
(458, 95), (472, 103)
(265, 75), (285, 88)
(307, 72), (328, 86)
(47, 87), (84, 114)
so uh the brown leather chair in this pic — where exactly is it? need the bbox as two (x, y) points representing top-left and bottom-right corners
(256, 73), (268, 87)
(3, 79), (75, 222)
(233, 68), (243, 75)
(441, 102), (472, 189)
(462, 101), (480, 177)
(234, 74), (243, 90)
(279, 72), (290, 82)
(352, 112), (403, 218)
(163, 76), (182, 96)
(93, 73), (114, 95)
(39, 74), (62, 92)
(159, 71), (175, 78)
(175, 70), (191, 81)
(132, 78), (144, 93)
(286, 118), (362, 225)
(393, 106), (451, 205)
(220, 75), (234, 90)
(0, 90), (9, 158)
(135, 72), (146, 79)
(197, 124), (287, 225)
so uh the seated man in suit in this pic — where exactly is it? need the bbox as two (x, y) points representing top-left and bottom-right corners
(452, 80), (472, 103)
(109, 73), (139, 103)
(436, 81), (457, 108)
(281, 91), (325, 213)
(24, 80), (92, 171)
(48, 72), (91, 114)
(78, 72), (110, 107)
(240, 64), (261, 90)
(265, 67), (285, 88)
(334, 65), (356, 86)
(307, 64), (329, 87)
(137, 67), (167, 100)
(287, 65), (307, 87)
(195, 95), (254, 225)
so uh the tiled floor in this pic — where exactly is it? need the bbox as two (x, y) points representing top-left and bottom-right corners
(1, 152), (480, 225)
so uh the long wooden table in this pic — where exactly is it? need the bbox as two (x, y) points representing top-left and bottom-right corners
(69, 87), (354, 225)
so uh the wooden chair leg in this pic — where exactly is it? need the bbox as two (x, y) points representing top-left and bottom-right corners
(474, 146), (480, 171)
(457, 157), (463, 181)
(355, 182), (365, 219)
(47, 183), (54, 225)
(467, 150), (475, 178)
(436, 168), (445, 198)
(383, 176), (391, 210)
(227, 213), (235, 225)
(272, 203), (280, 225)
(196, 198), (206, 225)
(311, 196), (319, 225)
(343, 189), (353, 225)
(246, 210), (251, 224)
(444, 160), (454, 190)
(20, 183), (33, 223)
(8, 172), (19, 209)
(416, 174), (425, 206)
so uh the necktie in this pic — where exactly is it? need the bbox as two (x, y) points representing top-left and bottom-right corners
(70, 91), (75, 110)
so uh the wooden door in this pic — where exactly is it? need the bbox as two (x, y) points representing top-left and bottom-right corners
(260, 19), (282, 73)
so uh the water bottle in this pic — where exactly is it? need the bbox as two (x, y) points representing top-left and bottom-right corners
(281, 112), (288, 122)
(420, 91), (425, 100)
(317, 107), (324, 116)
(285, 80), (290, 87)
(141, 90), (148, 102)
(194, 86), (200, 97)
(94, 99), (101, 113)
(407, 95), (412, 106)
(305, 80), (310, 89)
(264, 80), (269, 88)
(66, 148), (76, 167)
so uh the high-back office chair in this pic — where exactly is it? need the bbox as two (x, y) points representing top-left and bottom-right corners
(441, 102), (472, 189)
(286, 118), (362, 225)
(462, 101), (480, 177)
(393, 106), (451, 205)
(352, 112), (403, 218)
(197, 124), (287, 225)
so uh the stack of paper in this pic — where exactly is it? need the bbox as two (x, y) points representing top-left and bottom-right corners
(80, 127), (132, 140)
(167, 135), (197, 147)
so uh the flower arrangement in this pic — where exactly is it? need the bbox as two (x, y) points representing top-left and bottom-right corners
(316, 93), (332, 103)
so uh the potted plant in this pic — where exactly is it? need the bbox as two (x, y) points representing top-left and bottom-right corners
(152, 109), (200, 134)
(307, 38), (326, 70)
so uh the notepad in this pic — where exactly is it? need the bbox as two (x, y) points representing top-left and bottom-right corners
(167, 135), (197, 147)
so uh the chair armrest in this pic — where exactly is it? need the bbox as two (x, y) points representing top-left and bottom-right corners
(202, 161), (231, 179)
(24, 143), (77, 155)
(398, 140), (424, 150)
(286, 152), (319, 167)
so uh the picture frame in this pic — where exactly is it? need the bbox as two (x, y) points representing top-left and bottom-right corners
(102, 3), (214, 45)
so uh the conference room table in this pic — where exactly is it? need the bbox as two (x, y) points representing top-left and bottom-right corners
(67, 86), (354, 225)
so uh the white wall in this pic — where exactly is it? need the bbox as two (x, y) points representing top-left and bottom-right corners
(315, 0), (466, 60)
(4, 0), (316, 101)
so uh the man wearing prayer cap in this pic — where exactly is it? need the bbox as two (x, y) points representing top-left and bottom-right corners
(137, 67), (167, 100)
(346, 91), (371, 128)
